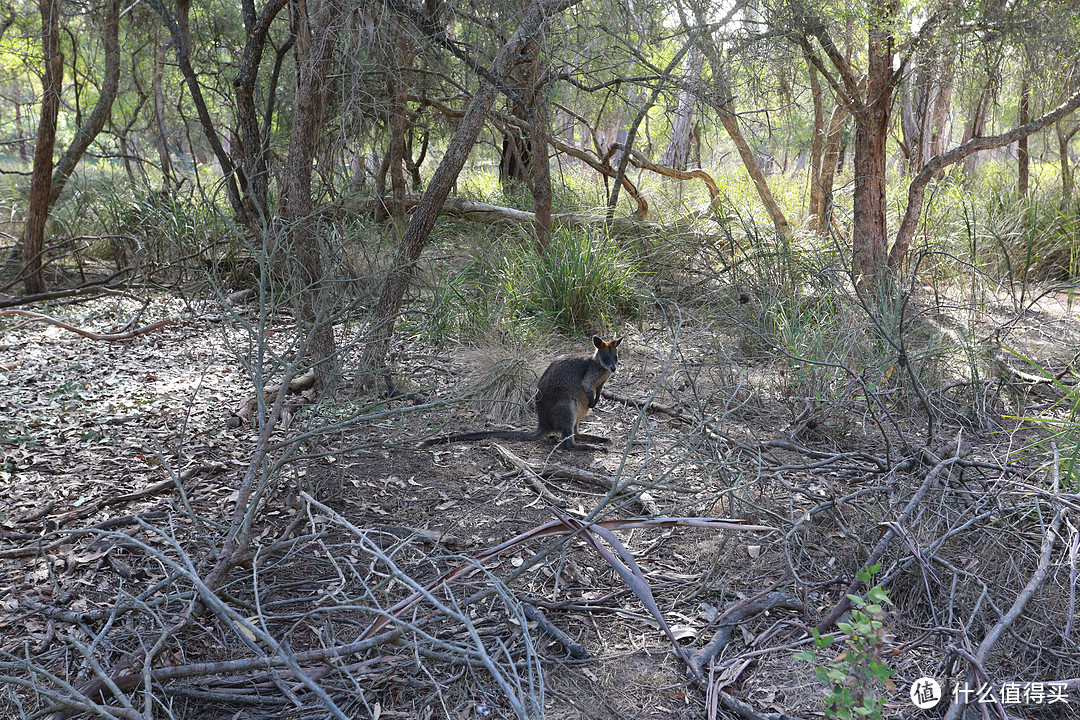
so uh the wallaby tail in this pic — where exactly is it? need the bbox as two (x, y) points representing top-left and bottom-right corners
(420, 427), (546, 447)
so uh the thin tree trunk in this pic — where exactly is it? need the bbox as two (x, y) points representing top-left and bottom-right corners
(889, 89), (1080, 271)
(693, 5), (792, 242)
(529, 89), (552, 246)
(524, 38), (551, 246)
(714, 76), (793, 242)
(1018, 70), (1030, 196)
(235, 0), (287, 220)
(360, 0), (582, 381)
(807, 58), (825, 231)
(21, 0), (63, 294)
(151, 32), (173, 190)
(1057, 120), (1077, 204)
(48, 0), (120, 208)
(816, 103), (849, 231)
(387, 49), (409, 227)
(928, 57), (953, 160)
(662, 45), (702, 171)
(606, 37), (694, 222)
(279, 0), (342, 387)
(962, 75), (992, 177)
(147, 0), (252, 230)
(14, 102), (27, 163)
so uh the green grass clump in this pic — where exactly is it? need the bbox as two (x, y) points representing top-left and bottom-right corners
(501, 226), (642, 333)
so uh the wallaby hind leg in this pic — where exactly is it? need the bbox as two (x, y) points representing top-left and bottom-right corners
(556, 432), (607, 451)
(548, 404), (606, 451)
(574, 432), (610, 445)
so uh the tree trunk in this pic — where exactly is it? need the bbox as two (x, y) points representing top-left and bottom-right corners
(694, 12), (791, 241)
(962, 76), (992, 177)
(360, 0), (582, 381)
(48, 0), (120, 208)
(1057, 120), (1077, 204)
(890, 89), (1080, 271)
(606, 38), (693, 222)
(928, 58), (953, 160)
(279, 0), (343, 387)
(387, 62), (409, 227)
(662, 45), (702, 171)
(816, 102), (849, 231)
(849, 0), (896, 283)
(147, 0), (251, 229)
(522, 37), (552, 246)
(807, 58), (825, 231)
(14, 102), (27, 163)
(21, 0), (63, 294)
(234, 0), (288, 221)
(529, 90), (552, 246)
(151, 32), (174, 190)
(1018, 70), (1030, 196)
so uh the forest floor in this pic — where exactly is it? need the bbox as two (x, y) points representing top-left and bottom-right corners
(2, 283), (1079, 719)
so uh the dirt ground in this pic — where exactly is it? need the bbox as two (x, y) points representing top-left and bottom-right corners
(2, 291), (1078, 719)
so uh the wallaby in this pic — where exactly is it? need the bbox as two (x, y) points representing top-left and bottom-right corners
(422, 336), (622, 451)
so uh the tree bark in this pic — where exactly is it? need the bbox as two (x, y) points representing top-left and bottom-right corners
(234, 0), (288, 220)
(387, 59), (409, 227)
(1018, 69), (1031, 196)
(279, 0), (344, 386)
(1057, 120), (1078, 204)
(48, 0), (120, 208)
(523, 37), (552, 246)
(21, 0), (63, 294)
(849, 0), (895, 283)
(662, 45), (702, 171)
(151, 32), (174, 190)
(889, 88), (1080, 271)
(816, 101), (849, 231)
(360, 0), (583, 380)
(807, 58), (825, 231)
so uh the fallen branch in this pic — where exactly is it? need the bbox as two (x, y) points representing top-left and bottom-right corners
(817, 456), (962, 632)
(229, 368), (318, 426)
(521, 603), (591, 659)
(303, 490), (775, 642)
(943, 451), (1065, 720)
(492, 443), (659, 514)
(0, 309), (178, 340)
(686, 591), (807, 678)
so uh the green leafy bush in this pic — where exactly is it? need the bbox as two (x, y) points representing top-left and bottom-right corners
(796, 567), (896, 720)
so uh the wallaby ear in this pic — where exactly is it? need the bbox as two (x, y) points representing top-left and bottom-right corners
(593, 335), (604, 349)
(614, 337), (623, 347)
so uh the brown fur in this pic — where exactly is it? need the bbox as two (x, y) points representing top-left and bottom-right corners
(422, 336), (622, 451)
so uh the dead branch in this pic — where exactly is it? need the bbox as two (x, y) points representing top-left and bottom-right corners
(491, 443), (659, 514)
(817, 456), (962, 632)
(0, 309), (177, 340)
(554, 507), (701, 679)
(687, 591), (806, 677)
(943, 457), (1066, 720)
(229, 368), (318, 425)
(521, 603), (591, 659)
